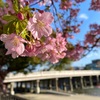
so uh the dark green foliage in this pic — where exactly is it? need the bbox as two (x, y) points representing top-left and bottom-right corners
(48, 57), (73, 71)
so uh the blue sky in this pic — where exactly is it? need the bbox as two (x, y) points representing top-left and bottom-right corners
(71, 0), (100, 67)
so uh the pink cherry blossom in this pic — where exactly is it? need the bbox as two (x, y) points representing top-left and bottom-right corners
(60, 1), (72, 10)
(0, 34), (26, 58)
(0, 0), (15, 24)
(35, 33), (67, 63)
(90, 0), (100, 11)
(22, 41), (41, 57)
(66, 43), (84, 60)
(6, 0), (15, 14)
(27, 12), (54, 39)
(70, 9), (80, 18)
(84, 33), (96, 45)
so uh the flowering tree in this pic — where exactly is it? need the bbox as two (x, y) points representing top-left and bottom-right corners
(0, 0), (100, 91)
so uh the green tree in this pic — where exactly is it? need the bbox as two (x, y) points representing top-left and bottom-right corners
(83, 66), (91, 70)
(48, 58), (73, 71)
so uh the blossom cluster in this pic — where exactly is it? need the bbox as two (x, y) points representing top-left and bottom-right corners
(84, 24), (100, 47)
(66, 43), (84, 60)
(0, 0), (67, 64)
(0, 0), (14, 24)
(0, 32), (67, 64)
(90, 0), (100, 11)
(60, 1), (72, 10)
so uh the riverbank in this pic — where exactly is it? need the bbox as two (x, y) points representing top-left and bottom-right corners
(16, 93), (100, 100)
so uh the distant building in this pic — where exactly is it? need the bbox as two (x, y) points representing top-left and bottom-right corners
(74, 66), (84, 70)
(85, 59), (100, 70)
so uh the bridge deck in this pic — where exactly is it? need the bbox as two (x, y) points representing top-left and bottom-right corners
(4, 70), (100, 83)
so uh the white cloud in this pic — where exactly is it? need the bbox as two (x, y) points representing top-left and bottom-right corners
(79, 14), (88, 20)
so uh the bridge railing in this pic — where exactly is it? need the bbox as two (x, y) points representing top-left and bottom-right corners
(4, 70), (100, 83)
(6, 70), (100, 78)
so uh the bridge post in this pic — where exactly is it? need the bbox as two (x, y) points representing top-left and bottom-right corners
(55, 78), (58, 91)
(36, 80), (40, 94)
(83, 78), (87, 88)
(75, 80), (78, 89)
(80, 77), (84, 89)
(97, 75), (99, 84)
(90, 76), (93, 88)
(63, 82), (67, 92)
(69, 77), (73, 92)
(22, 82), (25, 89)
(30, 81), (34, 93)
(10, 82), (15, 95)
(49, 80), (52, 90)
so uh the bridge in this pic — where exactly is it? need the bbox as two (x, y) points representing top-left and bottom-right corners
(3, 70), (100, 95)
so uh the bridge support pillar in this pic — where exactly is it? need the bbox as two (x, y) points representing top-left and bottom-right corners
(10, 82), (15, 95)
(75, 80), (78, 89)
(22, 82), (25, 89)
(70, 77), (73, 92)
(55, 78), (58, 91)
(49, 80), (52, 90)
(63, 82), (67, 92)
(80, 77), (84, 89)
(36, 80), (40, 94)
(97, 75), (99, 84)
(20, 82), (22, 88)
(90, 76), (93, 88)
(84, 79), (87, 87)
(30, 81), (34, 93)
